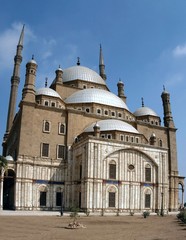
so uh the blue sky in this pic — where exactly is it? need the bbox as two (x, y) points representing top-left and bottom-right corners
(0, 0), (186, 198)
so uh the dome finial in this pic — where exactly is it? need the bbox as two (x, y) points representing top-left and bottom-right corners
(45, 77), (48, 88)
(32, 54), (34, 60)
(77, 57), (80, 66)
(141, 97), (144, 107)
(163, 85), (165, 91)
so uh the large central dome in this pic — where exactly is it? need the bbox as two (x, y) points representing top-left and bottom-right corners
(65, 88), (129, 110)
(62, 65), (106, 85)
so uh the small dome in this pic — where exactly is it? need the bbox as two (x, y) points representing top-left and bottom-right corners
(28, 59), (37, 64)
(6, 155), (13, 161)
(84, 119), (139, 134)
(36, 87), (62, 99)
(62, 65), (106, 85)
(133, 106), (158, 117)
(65, 88), (129, 110)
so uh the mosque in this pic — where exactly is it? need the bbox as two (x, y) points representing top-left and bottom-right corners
(0, 26), (184, 213)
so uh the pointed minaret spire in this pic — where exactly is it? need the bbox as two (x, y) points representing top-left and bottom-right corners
(5, 25), (24, 136)
(141, 97), (144, 107)
(18, 24), (25, 46)
(99, 44), (106, 80)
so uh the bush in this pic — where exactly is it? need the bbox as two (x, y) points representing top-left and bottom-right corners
(143, 211), (150, 218)
(177, 209), (186, 223)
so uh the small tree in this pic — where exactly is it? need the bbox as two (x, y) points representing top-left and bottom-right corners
(0, 155), (8, 174)
(67, 207), (86, 229)
(69, 207), (80, 224)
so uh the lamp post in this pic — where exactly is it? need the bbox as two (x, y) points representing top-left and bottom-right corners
(60, 189), (63, 216)
(160, 192), (164, 216)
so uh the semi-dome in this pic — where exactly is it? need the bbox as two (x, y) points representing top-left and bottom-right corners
(133, 106), (158, 117)
(84, 119), (139, 133)
(36, 87), (62, 99)
(65, 88), (129, 110)
(62, 65), (106, 85)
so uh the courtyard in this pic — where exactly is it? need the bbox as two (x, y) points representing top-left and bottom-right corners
(0, 212), (186, 240)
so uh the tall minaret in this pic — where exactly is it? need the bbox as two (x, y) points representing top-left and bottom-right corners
(161, 86), (174, 128)
(5, 25), (24, 135)
(99, 44), (106, 80)
(161, 86), (179, 211)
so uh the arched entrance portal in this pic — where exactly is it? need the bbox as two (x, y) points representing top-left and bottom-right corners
(178, 183), (184, 209)
(3, 169), (15, 210)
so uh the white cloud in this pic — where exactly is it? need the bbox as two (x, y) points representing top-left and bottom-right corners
(0, 22), (36, 70)
(172, 44), (186, 57)
(165, 73), (184, 87)
(40, 38), (57, 60)
(41, 51), (53, 60)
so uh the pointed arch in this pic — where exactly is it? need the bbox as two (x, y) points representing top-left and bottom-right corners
(143, 187), (153, 209)
(105, 147), (159, 167)
(106, 185), (118, 208)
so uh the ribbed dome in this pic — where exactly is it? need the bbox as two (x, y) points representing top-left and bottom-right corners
(133, 106), (158, 117)
(84, 119), (139, 133)
(65, 89), (129, 110)
(36, 87), (62, 99)
(62, 65), (106, 85)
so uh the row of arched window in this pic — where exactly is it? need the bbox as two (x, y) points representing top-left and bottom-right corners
(109, 162), (152, 182)
(108, 187), (151, 208)
(43, 120), (65, 135)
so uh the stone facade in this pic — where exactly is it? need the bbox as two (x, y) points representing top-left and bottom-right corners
(0, 27), (184, 213)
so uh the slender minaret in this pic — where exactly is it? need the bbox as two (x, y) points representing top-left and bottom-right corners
(161, 86), (174, 128)
(99, 44), (106, 80)
(161, 86), (179, 211)
(5, 25), (24, 135)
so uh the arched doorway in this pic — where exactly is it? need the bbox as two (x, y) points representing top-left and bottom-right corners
(3, 169), (15, 210)
(178, 182), (184, 209)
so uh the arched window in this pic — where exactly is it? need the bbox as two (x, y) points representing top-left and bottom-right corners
(59, 123), (65, 135)
(145, 164), (151, 182)
(44, 121), (50, 132)
(159, 139), (163, 147)
(97, 109), (101, 114)
(44, 100), (49, 106)
(43, 120), (50, 133)
(109, 161), (116, 179)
